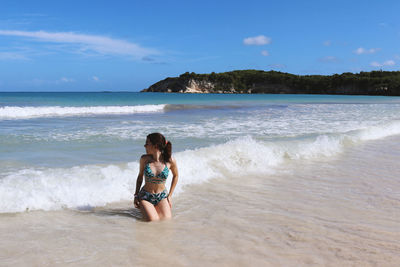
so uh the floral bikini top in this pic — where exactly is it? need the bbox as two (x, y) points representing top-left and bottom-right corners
(144, 163), (169, 184)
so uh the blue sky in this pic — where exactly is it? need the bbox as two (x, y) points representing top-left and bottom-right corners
(0, 0), (399, 92)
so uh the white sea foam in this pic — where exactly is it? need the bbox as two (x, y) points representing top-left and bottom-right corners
(0, 105), (166, 120)
(1, 121), (400, 213)
(0, 137), (282, 213)
(357, 120), (400, 141)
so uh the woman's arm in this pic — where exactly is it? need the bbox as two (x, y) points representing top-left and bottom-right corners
(134, 155), (146, 208)
(168, 157), (179, 198)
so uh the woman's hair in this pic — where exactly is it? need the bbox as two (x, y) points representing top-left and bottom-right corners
(147, 133), (172, 162)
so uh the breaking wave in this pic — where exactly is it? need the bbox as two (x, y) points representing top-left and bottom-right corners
(1, 120), (400, 213)
(0, 105), (166, 120)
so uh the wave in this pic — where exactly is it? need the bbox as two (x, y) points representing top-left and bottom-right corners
(0, 105), (166, 120)
(1, 121), (400, 213)
(163, 104), (246, 111)
(163, 103), (288, 112)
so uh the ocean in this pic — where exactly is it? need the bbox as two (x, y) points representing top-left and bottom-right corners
(0, 92), (399, 266)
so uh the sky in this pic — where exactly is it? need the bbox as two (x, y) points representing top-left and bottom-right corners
(0, 0), (399, 92)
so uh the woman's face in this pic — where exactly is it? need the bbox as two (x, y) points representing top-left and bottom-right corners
(144, 138), (154, 154)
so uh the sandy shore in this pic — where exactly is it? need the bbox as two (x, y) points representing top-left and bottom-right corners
(1, 136), (400, 267)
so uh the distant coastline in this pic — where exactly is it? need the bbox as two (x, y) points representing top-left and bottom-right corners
(141, 70), (400, 96)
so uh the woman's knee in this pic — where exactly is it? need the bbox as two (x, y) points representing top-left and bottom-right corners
(159, 213), (171, 220)
(147, 215), (160, 222)
(140, 202), (160, 222)
(156, 201), (172, 220)
(143, 210), (160, 221)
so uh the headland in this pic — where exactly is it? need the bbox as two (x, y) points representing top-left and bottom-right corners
(141, 70), (400, 96)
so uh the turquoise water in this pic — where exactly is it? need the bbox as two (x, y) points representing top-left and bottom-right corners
(1, 92), (399, 106)
(1, 92), (400, 213)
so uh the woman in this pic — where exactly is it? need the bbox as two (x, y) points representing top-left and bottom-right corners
(134, 133), (179, 221)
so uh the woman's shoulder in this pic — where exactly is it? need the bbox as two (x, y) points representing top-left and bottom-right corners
(168, 156), (177, 166)
(140, 154), (152, 164)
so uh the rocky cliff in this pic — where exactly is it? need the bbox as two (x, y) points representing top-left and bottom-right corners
(141, 78), (215, 93)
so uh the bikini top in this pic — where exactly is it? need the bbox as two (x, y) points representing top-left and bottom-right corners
(144, 163), (169, 184)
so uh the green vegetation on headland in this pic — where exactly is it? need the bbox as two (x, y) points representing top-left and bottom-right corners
(141, 70), (400, 96)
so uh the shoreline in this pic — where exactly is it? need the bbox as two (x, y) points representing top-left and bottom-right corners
(2, 91), (399, 98)
(1, 135), (400, 266)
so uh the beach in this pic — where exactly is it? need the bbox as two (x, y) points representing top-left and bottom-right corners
(0, 92), (399, 266)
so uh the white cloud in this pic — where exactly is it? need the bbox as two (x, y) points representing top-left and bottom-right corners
(0, 51), (29, 60)
(0, 30), (159, 59)
(323, 40), (331, 46)
(268, 64), (286, 69)
(354, 47), (380, 55)
(92, 76), (99, 82)
(243, 35), (271, 45)
(383, 60), (395, 66)
(370, 62), (380, 67)
(23, 78), (75, 86)
(370, 60), (395, 67)
(319, 56), (338, 63)
(59, 77), (75, 83)
(29, 78), (46, 86)
(261, 50), (269, 56)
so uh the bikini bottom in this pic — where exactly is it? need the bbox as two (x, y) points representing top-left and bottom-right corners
(139, 188), (168, 206)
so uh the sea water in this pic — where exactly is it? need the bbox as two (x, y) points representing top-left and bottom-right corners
(0, 92), (399, 266)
